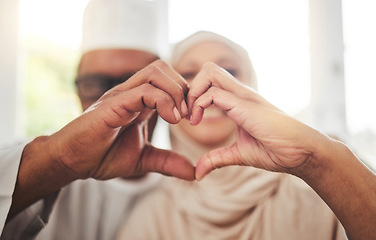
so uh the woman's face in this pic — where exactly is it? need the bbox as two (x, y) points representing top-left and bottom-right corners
(173, 41), (246, 147)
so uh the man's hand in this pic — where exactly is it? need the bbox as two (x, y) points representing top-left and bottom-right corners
(9, 60), (194, 220)
(50, 60), (193, 180)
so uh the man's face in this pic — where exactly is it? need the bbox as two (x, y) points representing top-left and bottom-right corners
(76, 49), (158, 110)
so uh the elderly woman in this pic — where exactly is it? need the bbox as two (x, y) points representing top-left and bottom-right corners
(117, 31), (346, 240)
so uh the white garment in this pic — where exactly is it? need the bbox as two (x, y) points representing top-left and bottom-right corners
(0, 119), (168, 240)
(0, 143), (26, 235)
(1, 175), (161, 240)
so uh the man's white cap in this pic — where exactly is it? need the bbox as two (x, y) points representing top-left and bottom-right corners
(81, 0), (168, 57)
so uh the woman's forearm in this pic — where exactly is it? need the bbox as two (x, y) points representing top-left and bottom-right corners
(292, 138), (376, 240)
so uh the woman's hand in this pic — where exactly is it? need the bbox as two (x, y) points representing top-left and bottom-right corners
(188, 62), (376, 240)
(188, 62), (327, 180)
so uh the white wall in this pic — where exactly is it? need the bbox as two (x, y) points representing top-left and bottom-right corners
(0, 0), (21, 146)
(308, 0), (347, 137)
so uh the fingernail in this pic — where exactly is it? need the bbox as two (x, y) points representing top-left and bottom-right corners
(189, 115), (193, 124)
(173, 107), (181, 121)
(181, 101), (188, 117)
(195, 174), (202, 181)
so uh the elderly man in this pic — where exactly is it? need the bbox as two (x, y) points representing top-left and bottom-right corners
(0, 0), (192, 239)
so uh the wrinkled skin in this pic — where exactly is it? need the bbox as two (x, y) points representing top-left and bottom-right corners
(50, 60), (193, 180)
(187, 63), (317, 178)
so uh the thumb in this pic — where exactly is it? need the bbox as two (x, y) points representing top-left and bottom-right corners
(140, 145), (195, 181)
(195, 144), (243, 180)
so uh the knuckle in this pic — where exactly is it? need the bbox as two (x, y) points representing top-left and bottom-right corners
(153, 59), (167, 67)
(202, 62), (217, 73)
(140, 83), (153, 92)
(203, 61), (216, 69)
(201, 62), (221, 83)
(147, 64), (161, 76)
(157, 94), (172, 105)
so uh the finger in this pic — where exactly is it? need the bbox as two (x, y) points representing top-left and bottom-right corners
(148, 60), (189, 117)
(187, 62), (251, 112)
(100, 84), (182, 129)
(117, 60), (188, 117)
(140, 145), (195, 181)
(191, 86), (279, 132)
(190, 86), (244, 126)
(152, 60), (189, 98)
(195, 144), (243, 180)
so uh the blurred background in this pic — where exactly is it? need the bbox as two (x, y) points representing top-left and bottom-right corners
(0, 0), (375, 168)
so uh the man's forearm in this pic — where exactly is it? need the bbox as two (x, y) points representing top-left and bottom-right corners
(7, 136), (77, 221)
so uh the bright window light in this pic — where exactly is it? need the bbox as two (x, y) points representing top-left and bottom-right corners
(169, 0), (311, 116)
(16, 0), (376, 168)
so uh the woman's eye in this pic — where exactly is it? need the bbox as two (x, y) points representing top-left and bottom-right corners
(181, 72), (197, 80)
(225, 69), (238, 78)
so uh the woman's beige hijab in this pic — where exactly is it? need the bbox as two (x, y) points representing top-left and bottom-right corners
(170, 31), (257, 89)
(117, 31), (345, 240)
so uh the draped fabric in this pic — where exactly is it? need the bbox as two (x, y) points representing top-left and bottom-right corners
(117, 124), (345, 240)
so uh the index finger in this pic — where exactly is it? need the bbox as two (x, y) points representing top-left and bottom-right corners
(114, 60), (189, 117)
(187, 62), (250, 112)
(153, 60), (189, 97)
(152, 60), (189, 117)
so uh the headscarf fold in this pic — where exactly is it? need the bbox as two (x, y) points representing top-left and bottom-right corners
(168, 124), (282, 225)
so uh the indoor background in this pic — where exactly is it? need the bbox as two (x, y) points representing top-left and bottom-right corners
(0, 0), (375, 169)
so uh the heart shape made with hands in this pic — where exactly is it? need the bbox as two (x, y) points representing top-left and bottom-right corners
(81, 61), (309, 183)
(58, 60), (307, 184)
(138, 61), (250, 181)
(152, 62), (309, 180)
